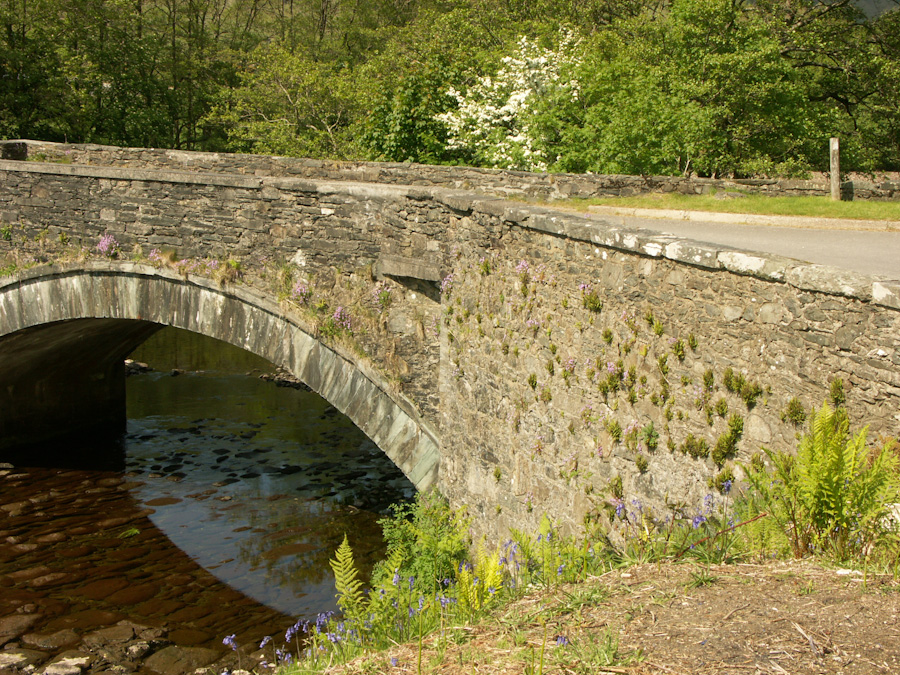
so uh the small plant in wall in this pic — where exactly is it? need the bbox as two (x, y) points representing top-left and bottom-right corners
(640, 422), (659, 452)
(712, 414), (744, 467)
(781, 398), (807, 427)
(320, 306), (353, 338)
(829, 378), (846, 407)
(723, 367), (763, 409)
(680, 434), (709, 460)
(635, 454), (649, 473)
(97, 233), (119, 258)
(440, 273), (454, 298)
(371, 280), (393, 311)
(291, 279), (313, 305)
(708, 466), (735, 494)
(579, 283), (602, 313)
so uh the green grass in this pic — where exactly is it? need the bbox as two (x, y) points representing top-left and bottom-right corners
(568, 193), (900, 221)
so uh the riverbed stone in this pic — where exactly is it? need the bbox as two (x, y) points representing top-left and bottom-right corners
(22, 629), (80, 651)
(75, 579), (130, 601)
(0, 648), (49, 670)
(0, 614), (41, 646)
(144, 646), (218, 675)
(36, 651), (94, 675)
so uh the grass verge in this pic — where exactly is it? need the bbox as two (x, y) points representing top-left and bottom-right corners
(566, 193), (900, 221)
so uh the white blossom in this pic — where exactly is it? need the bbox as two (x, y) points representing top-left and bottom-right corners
(436, 30), (581, 172)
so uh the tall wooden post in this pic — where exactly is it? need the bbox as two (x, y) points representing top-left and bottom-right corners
(830, 137), (841, 201)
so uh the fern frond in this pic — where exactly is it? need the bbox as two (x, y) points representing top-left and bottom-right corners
(330, 535), (365, 621)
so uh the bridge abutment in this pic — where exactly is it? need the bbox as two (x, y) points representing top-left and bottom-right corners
(0, 319), (162, 456)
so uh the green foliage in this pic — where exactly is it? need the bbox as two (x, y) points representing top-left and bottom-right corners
(742, 403), (900, 562)
(207, 44), (362, 159)
(657, 354), (668, 376)
(708, 466), (735, 494)
(671, 339), (685, 361)
(680, 433), (709, 460)
(640, 422), (659, 452)
(713, 398), (728, 418)
(582, 291), (602, 313)
(830, 378), (846, 408)
(635, 453), (649, 473)
(528, 373), (538, 390)
(607, 419), (622, 443)
(374, 491), (471, 590)
(723, 368), (762, 409)
(711, 414), (742, 467)
(330, 535), (366, 623)
(781, 397), (807, 427)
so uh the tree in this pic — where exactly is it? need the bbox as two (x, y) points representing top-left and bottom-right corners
(205, 43), (363, 158)
(538, 0), (829, 176)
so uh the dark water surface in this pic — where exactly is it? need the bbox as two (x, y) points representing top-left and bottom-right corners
(0, 328), (414, 670)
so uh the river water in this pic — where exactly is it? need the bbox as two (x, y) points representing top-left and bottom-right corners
(0, 327), (414, 672)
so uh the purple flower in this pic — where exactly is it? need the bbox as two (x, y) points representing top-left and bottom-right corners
(440, 273), (454, 295)
(692, 514), (707, 529)
(222, 634), (237, 651)
(555, 635), (569, 647)
(722, 479), (733, 494)
(332, 306), (351, 331)
(391, 657), (399, 667)
(291, 280), (312, 304)
(392, 569), (401, 586)
(556, 564), (565, 575)
(259, 636), (271, 649)
(96, 233), (119, 257)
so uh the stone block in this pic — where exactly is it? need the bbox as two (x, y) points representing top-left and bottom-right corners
(377, 254), (442, 281)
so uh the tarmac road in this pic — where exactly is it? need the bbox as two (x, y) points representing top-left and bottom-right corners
(585, 207), (900, 279)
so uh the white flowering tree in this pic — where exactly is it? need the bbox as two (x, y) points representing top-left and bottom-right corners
(435, 31), (580, 172)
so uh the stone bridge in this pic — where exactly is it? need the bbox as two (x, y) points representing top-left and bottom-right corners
(1, 141), (899, 540)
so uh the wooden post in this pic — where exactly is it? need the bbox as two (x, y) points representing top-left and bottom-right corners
(830, 137), (841, 201)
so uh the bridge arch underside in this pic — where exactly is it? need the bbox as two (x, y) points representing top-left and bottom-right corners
(0, 266), (439, 491)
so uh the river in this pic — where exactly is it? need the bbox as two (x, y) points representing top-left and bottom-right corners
(0, 327), (414, 673)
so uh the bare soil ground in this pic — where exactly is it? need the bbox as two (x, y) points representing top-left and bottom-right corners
(337, 560), (900, 675)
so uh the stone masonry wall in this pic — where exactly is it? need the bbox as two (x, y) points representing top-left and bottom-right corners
(1, 153), (899, 542)
(5, 140), (900, 202)
(436, 215), (900, 540)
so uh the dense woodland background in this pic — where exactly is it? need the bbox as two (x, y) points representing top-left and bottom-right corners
(2, 0), (898, 177)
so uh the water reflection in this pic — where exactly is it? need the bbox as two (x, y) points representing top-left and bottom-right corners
(124, 328), (415, 616)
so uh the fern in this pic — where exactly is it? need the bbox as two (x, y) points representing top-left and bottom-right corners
(743, 402), (900, 562)
(330, 535), (366, 623)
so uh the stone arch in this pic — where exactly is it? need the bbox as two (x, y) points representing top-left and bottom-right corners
(0, 262), (439, 491)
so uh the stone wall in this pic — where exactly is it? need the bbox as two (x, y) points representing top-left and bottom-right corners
(1, 152), (899, 542)
(6, 139), (900, 202)
(436, 214), (900, 540)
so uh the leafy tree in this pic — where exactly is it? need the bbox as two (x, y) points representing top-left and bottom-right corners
(539, 0), (829, 176)
(206, 43), (363, 158)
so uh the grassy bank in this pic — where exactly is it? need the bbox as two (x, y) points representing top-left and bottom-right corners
(234, 402), (900, 675)
(571, 193), (900, 221)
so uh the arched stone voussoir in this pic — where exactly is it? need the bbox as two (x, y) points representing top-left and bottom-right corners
(0, 262), (440, 491)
